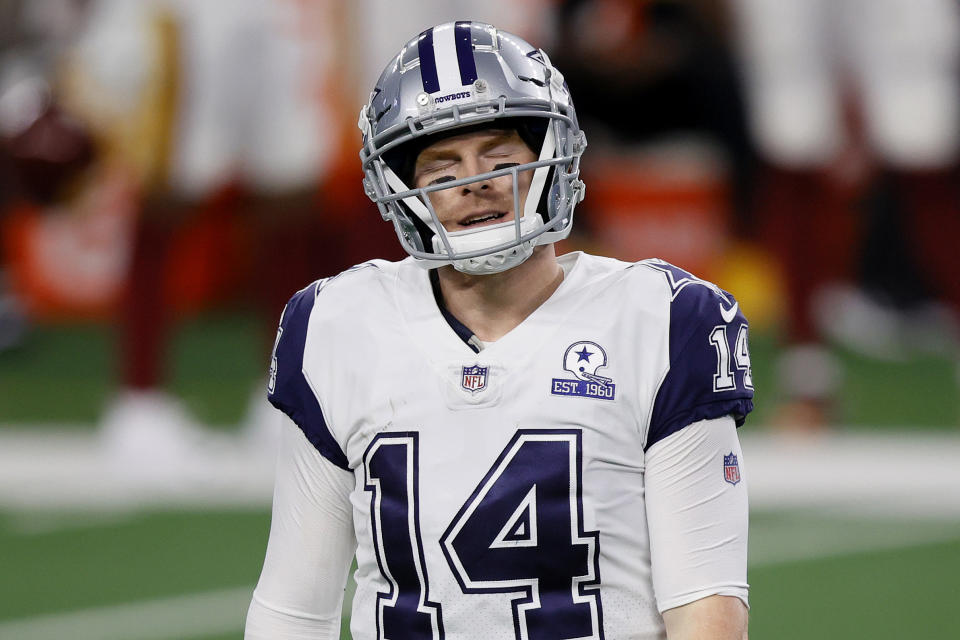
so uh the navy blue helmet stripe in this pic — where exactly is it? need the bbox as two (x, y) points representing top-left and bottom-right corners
(454, 21), (478, 86)
(418, 28), (440, 93)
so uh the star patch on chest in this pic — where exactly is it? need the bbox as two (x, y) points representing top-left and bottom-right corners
(550, 340), (616, 400)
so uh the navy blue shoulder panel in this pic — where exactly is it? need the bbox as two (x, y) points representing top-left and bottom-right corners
(267, 281), (350, 470)
(645, 261), (754, 451)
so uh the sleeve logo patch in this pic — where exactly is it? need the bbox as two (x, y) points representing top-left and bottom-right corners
(267, 326), (283, 395)
(550, 341), (616, 400)
(723, 452), (741, 485)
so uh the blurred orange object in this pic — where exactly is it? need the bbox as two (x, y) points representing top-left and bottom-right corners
(2, 168), (136, 320)
(161, 189), (251, 315)
(582, 145), (730, 281)
(2, 173), (249, 321)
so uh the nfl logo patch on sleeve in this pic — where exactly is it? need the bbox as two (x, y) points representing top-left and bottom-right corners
(723, 452), (741, 485)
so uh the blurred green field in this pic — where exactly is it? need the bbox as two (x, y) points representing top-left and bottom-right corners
(1, 508), (958, 639)
(1, 313), (957, 428)
(0, 314), (266, 428)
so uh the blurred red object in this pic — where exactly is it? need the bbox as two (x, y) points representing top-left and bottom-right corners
(1, 166), (135, 320)
(2, 186), (253, 321)
(582, 147), (730, 280)
(5, 102), (95, 205)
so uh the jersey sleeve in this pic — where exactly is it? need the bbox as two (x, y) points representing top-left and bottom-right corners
(246, 415), (355, 639)
(646, 275), (754, 451)
(267, 281), (350, 470)
(645, 416), (749, 612)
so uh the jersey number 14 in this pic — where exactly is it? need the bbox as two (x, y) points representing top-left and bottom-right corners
(363, 430), (604, 640)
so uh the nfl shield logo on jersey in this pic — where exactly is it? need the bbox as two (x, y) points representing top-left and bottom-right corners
(723, 452), (741, 485)
(461, 365), (488, 393)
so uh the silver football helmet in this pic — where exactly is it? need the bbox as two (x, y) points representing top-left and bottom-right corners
(359, 21), (587, 275)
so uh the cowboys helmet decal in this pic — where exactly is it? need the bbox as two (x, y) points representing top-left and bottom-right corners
(551, 341), (615, 400)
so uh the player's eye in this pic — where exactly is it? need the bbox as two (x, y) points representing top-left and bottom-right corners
(493, 162), (520, 171)
(429, 175), (456, 186)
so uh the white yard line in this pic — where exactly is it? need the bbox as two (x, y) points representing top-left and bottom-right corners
(0, 427), (276, 510)
(742, 431), (960, 517)
(0, 586), (253, 640)
(3, 427), (960, 515)
(3, 511), (138, 535)
(749, 519), (960, 567)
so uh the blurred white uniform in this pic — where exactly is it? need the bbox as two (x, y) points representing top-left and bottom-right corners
(164, 0), (330, 197)
(70, 0), (336, 478)
(73, 0), (553, 196)
(72, 0), (333, 197)
(732, 0), (960, 168)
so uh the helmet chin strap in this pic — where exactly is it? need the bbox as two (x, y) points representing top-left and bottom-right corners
(433, 214), (541, 274)
(582, 371), (613, 386)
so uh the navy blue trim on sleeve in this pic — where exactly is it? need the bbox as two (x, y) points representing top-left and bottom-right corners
(645, 261), (754, 451)
(268, 281), (350, 470)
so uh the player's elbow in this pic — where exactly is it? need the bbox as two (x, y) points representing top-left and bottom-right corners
(662, 594), (748, 640)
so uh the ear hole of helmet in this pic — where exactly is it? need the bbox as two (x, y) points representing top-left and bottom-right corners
(397, 200), (436, 252)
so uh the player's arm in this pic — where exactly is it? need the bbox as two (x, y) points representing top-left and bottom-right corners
(245, 413), (356, 639)
(645, 416), (749, 640)
(662, 594), (748, 640)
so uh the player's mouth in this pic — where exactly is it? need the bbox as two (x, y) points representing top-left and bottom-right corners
(459, 211), (508, 227)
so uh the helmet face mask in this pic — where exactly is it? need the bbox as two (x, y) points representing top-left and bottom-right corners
(359, 21), (587, 275)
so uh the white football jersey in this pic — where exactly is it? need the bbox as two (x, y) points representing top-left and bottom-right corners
(268, 252), (753, 640)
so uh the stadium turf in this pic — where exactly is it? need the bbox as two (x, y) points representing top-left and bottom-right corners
(0, 509), (270, 621)
(1, 509), (958, 639)
(750, 537), (960, 638)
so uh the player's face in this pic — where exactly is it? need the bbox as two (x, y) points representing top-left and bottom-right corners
(413, 129), (537, 232)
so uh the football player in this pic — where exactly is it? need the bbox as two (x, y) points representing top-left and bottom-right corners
(247, 22), (752, 640)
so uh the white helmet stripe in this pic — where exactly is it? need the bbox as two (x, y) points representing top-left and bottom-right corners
(433, 23), (466, 93)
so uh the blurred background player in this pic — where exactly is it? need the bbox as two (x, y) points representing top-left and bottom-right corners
(49, 0), (382, 474)
(0, 0), (95, 353)
(730, 0), (960, 426)
(80, 0), (548, 476)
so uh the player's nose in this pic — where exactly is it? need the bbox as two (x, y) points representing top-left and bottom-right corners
(460, 155), (492, 195)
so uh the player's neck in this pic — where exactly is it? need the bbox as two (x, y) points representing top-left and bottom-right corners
(436, 245), (564, 343)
